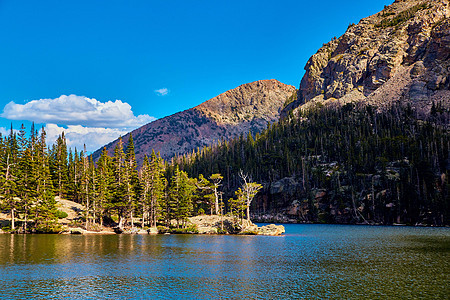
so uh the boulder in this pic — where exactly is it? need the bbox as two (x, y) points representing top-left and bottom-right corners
(188, 215), (285, 235)
(257, 224), (285, 236)
(70, 228), (85, 234)
(147, 227), (158, 234)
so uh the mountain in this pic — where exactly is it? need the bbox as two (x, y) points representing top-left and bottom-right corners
(93, 79), (296, 163)
(283, 0), (449, 117)
(178, 0), (450, 226)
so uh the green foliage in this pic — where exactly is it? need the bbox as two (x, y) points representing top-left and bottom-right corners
(157, 225), (170, 234)
(169, 224), (199, 234)
(56, 210), (68, 219)
(375, 3), (429, 28)
(2, 226), (12, 232)
(177, 102), (449, 225)
(283, 91), (298, 108)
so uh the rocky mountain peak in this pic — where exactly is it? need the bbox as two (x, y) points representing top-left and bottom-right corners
(93, 79), (295, 163)
(292, 0), (449, 115)
(196, 79), (295, 125)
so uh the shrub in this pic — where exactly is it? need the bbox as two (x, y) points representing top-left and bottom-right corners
(157, 225), (170, 234)
(2, 226), (12, 232)
(217, 228), (227, 234)
(375, 3), (429, 28)
(56, 210), (68, 219)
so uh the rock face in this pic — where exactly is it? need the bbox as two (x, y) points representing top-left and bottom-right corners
(93, 79), (296, 164)
(286, 0), (449, 116)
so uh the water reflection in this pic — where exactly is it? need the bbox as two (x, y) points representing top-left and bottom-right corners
(0, 225), (449, 299)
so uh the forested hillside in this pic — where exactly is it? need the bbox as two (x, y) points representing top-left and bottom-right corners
(176, 102), (449, 225)
(0, 125), (259, 233)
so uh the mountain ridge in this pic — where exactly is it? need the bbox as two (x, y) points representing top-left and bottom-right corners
(92, 79), (296, 163)
(283, 0), (449, 117)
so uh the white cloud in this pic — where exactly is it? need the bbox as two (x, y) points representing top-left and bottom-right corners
(1, 94), (155, 128)
(0, 127), (9, 136)
(154, 88), (169, 96)
(45, 124), (129, 152)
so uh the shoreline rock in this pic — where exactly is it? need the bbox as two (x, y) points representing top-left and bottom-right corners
(188, 215), (284, 236)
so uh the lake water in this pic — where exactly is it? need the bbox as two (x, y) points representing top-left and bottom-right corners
(0, 224), (449, 299)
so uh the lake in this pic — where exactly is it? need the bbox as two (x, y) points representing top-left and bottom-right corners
(0, 224), (449, 299)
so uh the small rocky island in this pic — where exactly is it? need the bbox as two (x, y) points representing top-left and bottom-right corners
(0, 198), (284, 236)
(68, 215), (284, 236)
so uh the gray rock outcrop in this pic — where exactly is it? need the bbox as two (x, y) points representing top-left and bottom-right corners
(284, 0), (449, 117)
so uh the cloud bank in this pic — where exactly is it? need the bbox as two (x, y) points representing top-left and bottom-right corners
(1, 94), (156, 152)
(1, 94), (155, 128)
(154, 88), (169, 96)
(45, 124), (129, 152)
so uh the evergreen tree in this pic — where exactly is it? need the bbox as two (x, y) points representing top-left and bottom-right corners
(96, 147), (113, 227)
(124, 134), (139, 228)
(16, 124), (34, 232)
(50, 133), (69, 199)
(32, 127), (59, 232)
(140, 150), (166, 228)
(0, 125), (19, 230)
(168, 166), (195, 227)
(112, 137), (127, 228)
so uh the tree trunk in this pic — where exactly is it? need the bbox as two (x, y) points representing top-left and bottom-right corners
(214, 189), (219, 215)
(24, 208), (28, 232)
(142, 206), (145, 229)
(131, 210), (134, 229)
(11, 208), (15, 230)
(119, 215), (124, 229)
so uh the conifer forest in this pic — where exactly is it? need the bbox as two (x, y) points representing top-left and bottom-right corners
(177, 103), (449, 226)
(0, 124), (257, 233)
(0, 102), (449, 231)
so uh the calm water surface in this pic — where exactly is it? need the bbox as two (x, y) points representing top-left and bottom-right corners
(0, 224), (449, 299)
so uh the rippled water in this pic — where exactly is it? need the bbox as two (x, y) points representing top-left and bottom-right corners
(0, 224), (449, 299)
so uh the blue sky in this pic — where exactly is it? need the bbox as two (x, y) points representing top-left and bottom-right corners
(0, 0), (391, 151)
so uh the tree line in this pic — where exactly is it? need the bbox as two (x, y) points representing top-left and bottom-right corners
(0, 125), (261, 233)
(175, 102), (449, 225)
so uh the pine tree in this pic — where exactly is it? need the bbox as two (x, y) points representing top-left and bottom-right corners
(80, 145), (91, 229)
(0, 125), (19, 230)
(168, 166), (195, 228)
(96, 147), (113, 227)
(193, 174), (214, 214)
(112, 137), (127, 228)
(124, 134), (139, 228)
(50, 133), (69, 199)
(140, 150), (166, 228)
(16, 124), (34, 232)
(32, 127), (59, 232)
